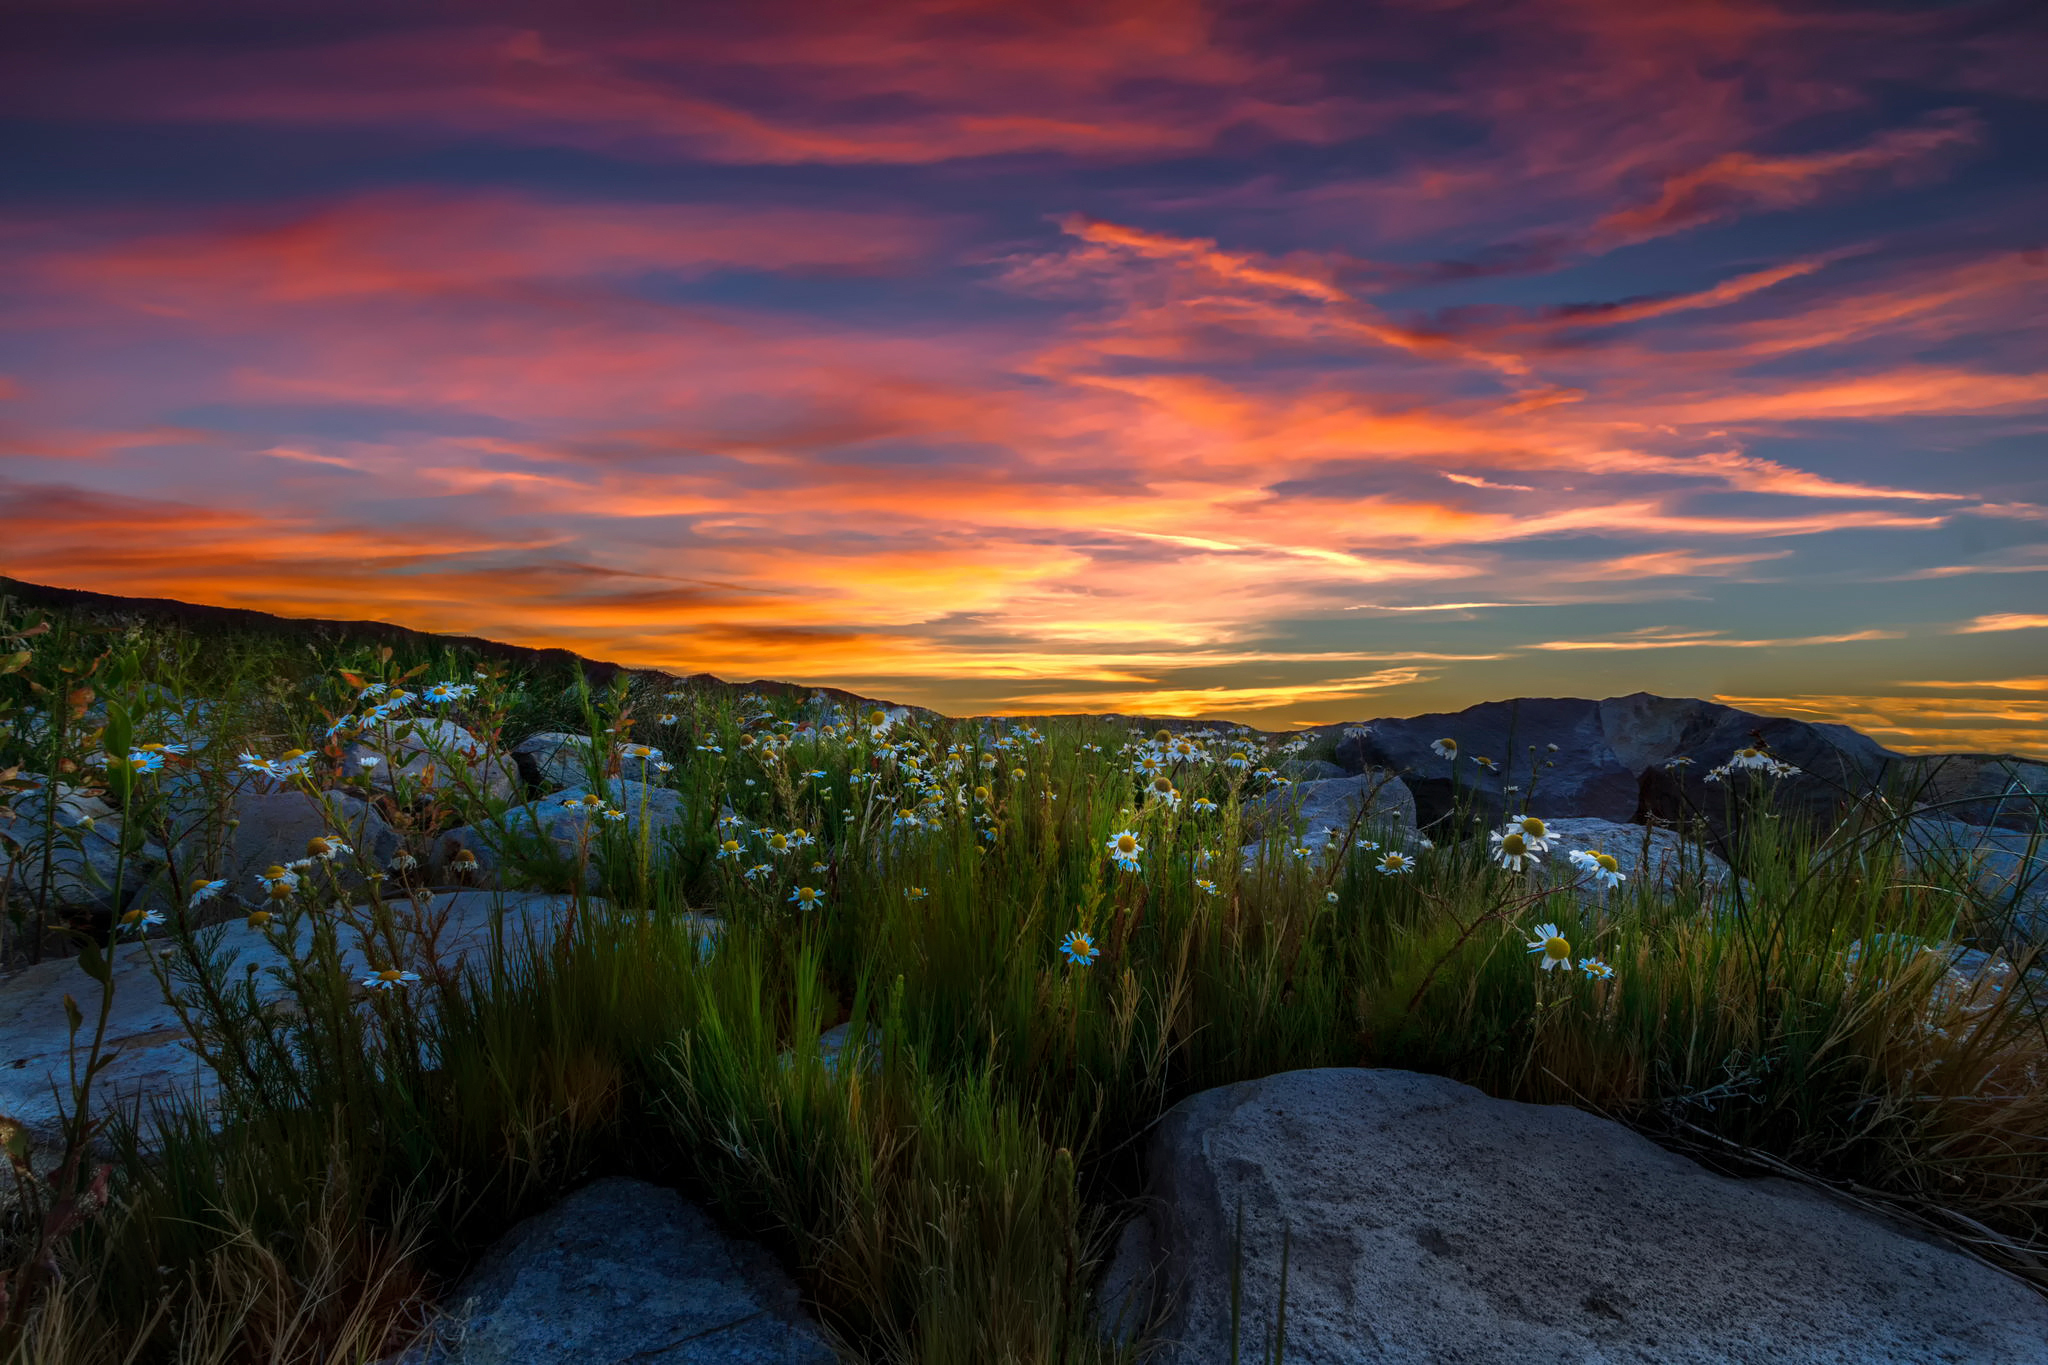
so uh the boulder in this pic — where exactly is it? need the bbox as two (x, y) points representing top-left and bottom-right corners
(1889, 753), (2048, 832)
(1244, 774), (1415, 853)
(0, 781), (164, 913)
(1335, 698), (1639, 833)
(433, 780), (684, 889)
(510, 732), (666, 795)
(223, 788), (402, 901)
(410, 1177), (833, 1364)
(0, 891), (585, 1164)
(343, 718), (519, 803)
(1100, 1068), (2048, 1364)
(1891, 816), (2047, 945)
(1529, 816), (1743, 915)
(1277, 758), (1348, 784)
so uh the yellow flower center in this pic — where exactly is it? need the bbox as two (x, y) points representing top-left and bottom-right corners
(377, 969), (404, 983)
(722, 839), (740, 853)
(281, 749), (307, 761)
(1545, 935), (1570, 959)
(1519, 818), (1546, 838)
(247, 911), (272, 928)
(1500, 834), (1527, 856)
(264, 865), (289, 878)
(1115, 835), (1138, 853)
(868, 710), (887, 726)
(1152, 776), (1173, 793)
(1154, 729), (1172, 743)
(1594, 853), (1619, 873)
(307, 837), (333, 857)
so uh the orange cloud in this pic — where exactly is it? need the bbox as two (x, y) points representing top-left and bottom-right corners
(1954, 615), (2048, 634)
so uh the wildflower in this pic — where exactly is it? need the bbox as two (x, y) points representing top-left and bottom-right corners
(1489, 830), (1541, 872)
(1470, 754), (1499, 772)
(1105, 829), (1144, 871)
(1578, 957), (1615, 980)
(1431, 737), (1458, 760)
(362, 968), (420, 991)
(107, 749), (166, 775)
(697, 743), (724, 754)
(1146, 776), (1181, 808)
(1326, 891), (1340, 904)
(806, 769), (830, 781)
(1546, 743), (1559, 753)
(1526, 923), (1571, 971)
(1568, 848), (1626, 890)
(744, 863), (773, 882)
(357, 756), (379, 769)
(188, 877), (229, 908)
(1288, 845), (1314, 862)
(1191, 797), (1218, 815)
(448, 848), (479, 878)
(600, 806), (628, 822)
(717, 812), (747, 832)
(306, 836), (352, 861)
(389, 850), (418, 873)
(1375, 851), (1415, 876)
(1195, 878), (1218, 895)
(1508, 816), (1551, 852)
(905, 886), (929, 900)
(1060, 930), (1101, 966)
(424, 682), (476, 704)
(324, 716), (359, 739)
(255, 865), (300, 898)
(358, 682), (388, 700)
(892, 809), (924, 831)
(1665, 756), (1694, 769)
(245, 909), (274, 931)
(1729, 746), (1774, 770)
(658, 713), (679, 725)
(117, 906), (165, 937)
(717, 838), (744, 860)
(622, 743), (663, 762)
(788, 885), (824, 910)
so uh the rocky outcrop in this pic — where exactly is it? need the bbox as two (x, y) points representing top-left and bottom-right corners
(510, 732), (666, 795)
(432, 780), (685, 889)
(1892, 816), (2046, 945)
(224, 787), (402, 899)
(1891, 753), (2047, 832)
(1528, 815), (1742, 914)
(1333, 694), (1916, 859)
(408, 1177), (833, 1364)
(1242, 774), (1415, 849)
(343, 718), (520, 803)
(1100, 1068), (2048, 1364)
(0, 781), (164, 913)
(0, 891), (585, 1162)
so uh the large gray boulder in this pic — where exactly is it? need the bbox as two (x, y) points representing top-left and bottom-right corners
(510, 732), (666, 794)
(343, 718), (519, 803)
(1529, 816), (1743, 914)
(1890, 754), (2047, 832)
(223, 787), (402, 901)
(1243, 774), (1415, 850)
(433, 780), (684, 889)
(1101, 1068), (2048, 1363)
(1891, 816), (2046, 945)
(1332, 695), (1911, 860)
(0, 781), (164, 913)
(0, 891), (583, 1165)
(412, 1177), (833, 1363)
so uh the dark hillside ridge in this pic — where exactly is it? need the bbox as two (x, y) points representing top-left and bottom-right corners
(7, 579), (2042, 849)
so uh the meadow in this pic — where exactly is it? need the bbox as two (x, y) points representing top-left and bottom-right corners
(1, 591), (2044, 1363)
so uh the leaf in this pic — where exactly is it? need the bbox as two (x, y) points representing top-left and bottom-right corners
(63, 993), (82, 1038)
(339, 670), (366, 690)
(74, 936), (111, 986)
(0, 650), (30, 675)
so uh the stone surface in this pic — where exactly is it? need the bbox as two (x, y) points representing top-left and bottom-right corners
(0, 781), (164, 912)
(432, 779), (685, 888)
(1889, 753), (2048, 832)
(1243, 774), (1416, 856)
(343, 718), (520, 803)
(510, 732), (666, 794)
(1101, 1068), (2048, 1364)
(1529, 816), (1743, 914)
(414, 1177), (834, 1364)
(0, 891), (583, 1160)
(1893, 816), (2047, 944)
(223, 787), (402, 900)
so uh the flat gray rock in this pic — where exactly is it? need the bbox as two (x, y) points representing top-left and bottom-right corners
(1892, 816), (2047, 944)
(1243, 775), (1416, 857)
(1529, 816), (1743, 914)
(432, 780), (685, 888)
(343, 718), (520, 803)
(0, 890), (583, 1161)
(1102, 1068), (2048, 1364)
(417, 1177), (834, 1364)
(0, 781), (164, 912)
(223, 787), (402, 900)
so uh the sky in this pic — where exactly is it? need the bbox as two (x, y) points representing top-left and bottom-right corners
(3, 0), (2046, 755)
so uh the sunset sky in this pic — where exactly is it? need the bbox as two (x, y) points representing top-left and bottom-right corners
(4, 0), (2046, 754)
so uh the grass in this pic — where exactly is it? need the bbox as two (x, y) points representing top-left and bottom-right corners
(0, 589), (2044, 1362)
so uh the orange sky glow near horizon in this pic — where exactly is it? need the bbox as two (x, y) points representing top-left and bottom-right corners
(2, 0), (2045, 756)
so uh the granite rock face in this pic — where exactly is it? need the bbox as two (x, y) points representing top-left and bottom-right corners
(1243, 774), (1416, 850)
(0, 782), (164, 913)
(1100, 1068), (2048, 1364)
(414, 1177), (834, 1364)
(1891, 753), (2048, 832)
(1333, 694), (1913, 857)
(1894, 816), (2047, 945)
(510, 732), (667, 795)
(432, 779), (685, 889)
(0, 891), (584, 1161)
(1527, 816), (1743, 914)
(224, 788), (402, 899)
(343, 718), (520, 803)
